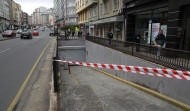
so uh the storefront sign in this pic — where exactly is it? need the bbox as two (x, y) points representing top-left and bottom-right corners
(85, 23), (89, 26)
(152, 23), (160, 41)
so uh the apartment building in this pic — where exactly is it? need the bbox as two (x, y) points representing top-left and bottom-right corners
(23, 12), (28, 25)
(76, 0), (89, 35)
(17, 3), (22, 26)
(41, 8), (53, 26)
(76, 0), (124, 40)
(34, 7), (47, 25)
(64, 0), (78, 25)
(0, 0), (10, 32)
(53, 0), (64, 24)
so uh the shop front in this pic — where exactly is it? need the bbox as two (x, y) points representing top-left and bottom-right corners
(89, 15), (124, 41)
(79, 23), (89, 36)
(124, 0), (169, 46)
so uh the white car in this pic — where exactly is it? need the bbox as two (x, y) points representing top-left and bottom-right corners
(16, 29), (22, 34)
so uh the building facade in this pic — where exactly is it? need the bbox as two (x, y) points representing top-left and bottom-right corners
(64, 0), (78, 25)
(0, 0), (10, 32)
(53, 0), (64, 24)
(76, 0), (124, 40)
(34, 7), (47, 25)
(23, 12), (28, 25)
(28, 15), (32, 25)
(76, 0), (88, 35)
(123, 0), (190, 51)
(17, 3), (22, 26)
(41, 9), (53, 26)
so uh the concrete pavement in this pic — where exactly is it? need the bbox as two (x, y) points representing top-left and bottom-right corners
(15, 37), (57, 111)
(60, 66), (183, 111)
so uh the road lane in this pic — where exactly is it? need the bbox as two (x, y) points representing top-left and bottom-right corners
(0, 28), (52, 111)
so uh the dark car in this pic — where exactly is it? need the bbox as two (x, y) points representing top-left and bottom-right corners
(21, 29), (33, 39)
(2, 30), (16, 37)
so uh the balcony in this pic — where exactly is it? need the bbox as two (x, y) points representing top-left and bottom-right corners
(85, 0), (98, 9)
(76, 0), (98, 14)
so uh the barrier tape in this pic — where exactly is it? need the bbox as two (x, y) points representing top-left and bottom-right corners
(56, 60), (190, 80)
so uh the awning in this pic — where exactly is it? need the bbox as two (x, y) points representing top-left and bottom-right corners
(89, 15), (124, 25)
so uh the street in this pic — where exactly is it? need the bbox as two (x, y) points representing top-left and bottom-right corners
(0, 28), (52, 111)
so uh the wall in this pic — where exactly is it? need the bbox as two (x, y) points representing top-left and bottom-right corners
(85, 40), (190, 106)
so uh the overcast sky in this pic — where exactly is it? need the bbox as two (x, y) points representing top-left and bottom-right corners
(14, 0), (53, 15)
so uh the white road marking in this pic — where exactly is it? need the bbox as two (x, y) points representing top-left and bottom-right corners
(0, 48), (11, 54)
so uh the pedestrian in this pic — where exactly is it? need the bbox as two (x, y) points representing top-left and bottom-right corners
(108, 31), (113, 44)
(72, 31), (75, 37)
(86, 32), (90, 36)
(134, 32), (141, 52)
(154, 30), (166, 59)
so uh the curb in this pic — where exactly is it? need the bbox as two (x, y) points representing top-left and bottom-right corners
(88, 67), (190, 111)
(0, 37), (19, 41)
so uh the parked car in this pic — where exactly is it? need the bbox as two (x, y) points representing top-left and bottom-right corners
(16, 29), (22, 34)
(33, 30), (39, 36)
(20, 29), (33, 39)
(2, 30), (16, 37)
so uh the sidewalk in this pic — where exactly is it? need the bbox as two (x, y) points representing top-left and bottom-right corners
(15, 37), (57, 111)
(60, 66), (183, 111)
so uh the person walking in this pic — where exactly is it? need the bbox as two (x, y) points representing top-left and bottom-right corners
(72, 31), (75, 37)
(134, 32), (141, 52)
(108, 31), (113, 44)
(154, 30), (166, 59)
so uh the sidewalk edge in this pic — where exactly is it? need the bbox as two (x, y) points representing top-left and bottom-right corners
(88, 67), (190, 111)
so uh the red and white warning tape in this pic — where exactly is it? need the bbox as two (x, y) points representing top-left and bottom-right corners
(56, 60), (190, 80)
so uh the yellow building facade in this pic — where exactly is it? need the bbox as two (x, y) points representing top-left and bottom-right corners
(76, 0), (124, 41)
(76, 0), (89, 35)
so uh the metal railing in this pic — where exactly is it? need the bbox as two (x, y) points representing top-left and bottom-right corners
(52, 41), (59, 92)
(86, 36), (190, 71)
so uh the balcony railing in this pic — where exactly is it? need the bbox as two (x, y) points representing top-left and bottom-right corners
(86, 36), (190, 71)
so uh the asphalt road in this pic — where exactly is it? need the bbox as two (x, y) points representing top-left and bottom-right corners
(0, 28), (52, 111)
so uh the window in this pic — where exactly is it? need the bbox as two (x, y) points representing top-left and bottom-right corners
(93, 6), (96, 17)
(99, 3), (103, 18)
(104, 1), (109, 14)
(113, 0), (119, 10)
(78, 1), (79, 8)
(88, 8), (91, 18)
(85, 11), (87, 20)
